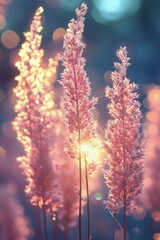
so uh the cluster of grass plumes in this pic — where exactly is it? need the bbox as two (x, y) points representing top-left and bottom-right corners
(12, 3), (145, 240)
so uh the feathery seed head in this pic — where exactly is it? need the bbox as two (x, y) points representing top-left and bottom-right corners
(61, 3), (101, 174)
(104, 46), (145, 214)
(13, 7), (61, 211)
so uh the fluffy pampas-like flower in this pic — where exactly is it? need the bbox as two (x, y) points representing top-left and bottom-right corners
(60, 3), (100, 239)
(13, 6), (61, 213)
(61, 3), (99, 170)
(103, 46), (145, 239)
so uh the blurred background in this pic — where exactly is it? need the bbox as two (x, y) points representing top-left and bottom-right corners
(0, 0), (160, 239)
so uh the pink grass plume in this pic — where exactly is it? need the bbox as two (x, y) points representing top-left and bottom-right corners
(12, 7), (62, 239)
(60, 3), (100, 240)
(103, 46), (145, 239)
(61, 3), (98, 160)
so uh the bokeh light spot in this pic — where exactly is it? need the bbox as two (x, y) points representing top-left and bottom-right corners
(148, 88), (160, 106)
(0, 14), (6, 29)
(147, 123), (158, 136)
(0, 146), (6, 161)
(95, 192), (102, 201)
(92, 0), (142, 23)
(1, 30), (20, 49)
(9, 49), (19, 66)
(52, 27), (66, 41)
(132, 227), (140, 235)
(146, 111), (159, 122)
(153, 233), (160, 240)
(52, 213), (56, 221)
(152, 211), (160, 222)
(2, 121), (15, 138)
(1, 0), (12, 5)
(80, 139), (102, 168)
(132, 207), (146, 220)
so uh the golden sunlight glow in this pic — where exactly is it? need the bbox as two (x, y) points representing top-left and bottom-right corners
(80, 138), (102, 166)
(81, 143), (94, 155)
(81, 143), (97, 162)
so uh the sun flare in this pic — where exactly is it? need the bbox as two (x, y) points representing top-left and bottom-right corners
(80, 139), (102, 166)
